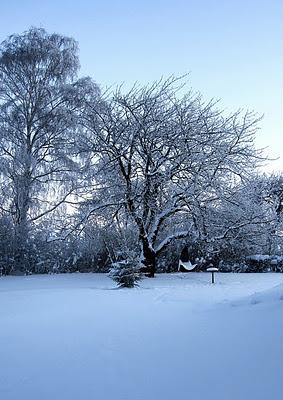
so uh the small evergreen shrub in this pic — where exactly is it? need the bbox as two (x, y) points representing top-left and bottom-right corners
(109, 260), (141, 288)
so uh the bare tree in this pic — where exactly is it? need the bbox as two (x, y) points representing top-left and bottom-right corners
(82, 77), (265, 276)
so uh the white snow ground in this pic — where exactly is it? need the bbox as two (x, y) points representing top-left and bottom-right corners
(0, 272), (282, 400)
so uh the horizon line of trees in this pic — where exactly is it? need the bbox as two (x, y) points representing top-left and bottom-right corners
(0, 27), (283, 277)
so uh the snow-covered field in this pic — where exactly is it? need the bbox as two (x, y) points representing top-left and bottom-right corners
(0, 272), (283, 400)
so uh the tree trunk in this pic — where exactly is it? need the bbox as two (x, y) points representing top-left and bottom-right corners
(13, 172), (31, 273)
(141, 240), (156, 278)
(14, 219), (29, 273)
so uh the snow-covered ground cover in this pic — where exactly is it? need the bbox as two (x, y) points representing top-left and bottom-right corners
(0, 272), (282, 400)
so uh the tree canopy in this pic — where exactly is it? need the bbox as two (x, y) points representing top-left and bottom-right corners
(0, 28), (280, 276)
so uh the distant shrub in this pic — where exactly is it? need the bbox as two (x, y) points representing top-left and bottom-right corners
(219, 255), (283, 273)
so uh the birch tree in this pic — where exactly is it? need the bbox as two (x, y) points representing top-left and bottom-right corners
(0, 28), (99, 271)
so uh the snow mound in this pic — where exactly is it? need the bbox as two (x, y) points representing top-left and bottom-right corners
(231, 283), (283, 307)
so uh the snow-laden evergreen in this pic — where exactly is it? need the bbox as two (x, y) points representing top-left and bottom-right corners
(109, 260), (141, 288)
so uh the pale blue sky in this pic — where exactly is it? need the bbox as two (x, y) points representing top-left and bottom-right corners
(1, 0), (282, 171)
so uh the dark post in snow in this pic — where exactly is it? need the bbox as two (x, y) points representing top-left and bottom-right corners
(207, 265), (219, 284)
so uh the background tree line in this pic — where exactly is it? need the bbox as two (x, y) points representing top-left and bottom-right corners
(0, 28), (282, 276)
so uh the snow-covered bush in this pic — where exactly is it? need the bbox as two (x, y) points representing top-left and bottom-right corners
(245, 255), (283, 272)
(109, 260), (141, 288)
(218, 255), (283, 273)
(218, 262), (250, 273)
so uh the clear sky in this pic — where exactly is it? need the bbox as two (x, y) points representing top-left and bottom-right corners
(1, 0), (282, 172)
